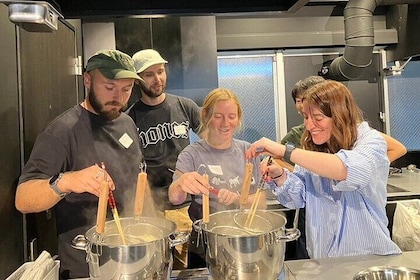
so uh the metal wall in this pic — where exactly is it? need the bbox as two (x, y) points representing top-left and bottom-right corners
(19, 19), (79, 260)
(0, 4), (24, 278)
(283, 50), (385, 132)
(0, 7), (79, 276)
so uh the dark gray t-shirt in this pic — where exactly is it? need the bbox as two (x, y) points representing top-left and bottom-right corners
(127, 94), (201, 210)
(18, 104), (143, 278)
(174, 139), (262, 221)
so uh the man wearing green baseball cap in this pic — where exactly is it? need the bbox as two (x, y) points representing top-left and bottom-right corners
(16, 50), (148, 279)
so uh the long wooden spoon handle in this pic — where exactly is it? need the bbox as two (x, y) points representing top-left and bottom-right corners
(96, 180), (109, 235)
(240, 162), (254, 206)
(202, 174), (210, 224)
(134, 172), (148, 217)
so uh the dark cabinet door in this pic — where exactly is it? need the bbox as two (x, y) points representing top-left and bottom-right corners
(0, 5), (23, 279)
(19, 19), (79, 262)
(115, 16), (218, 106)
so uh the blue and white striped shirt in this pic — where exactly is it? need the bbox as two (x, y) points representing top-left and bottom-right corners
(271, 122), (402, 259)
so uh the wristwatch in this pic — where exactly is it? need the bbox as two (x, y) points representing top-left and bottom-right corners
(284, 142), (296, 164)
(49, 173), (67, 198)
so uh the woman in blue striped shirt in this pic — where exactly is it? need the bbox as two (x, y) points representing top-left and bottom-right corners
(246, 80), (402, 259)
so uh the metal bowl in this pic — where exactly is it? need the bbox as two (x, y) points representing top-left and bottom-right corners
(354, 266), (420, 280)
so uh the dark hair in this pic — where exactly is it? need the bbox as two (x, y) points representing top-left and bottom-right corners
(291, 76), (325, 103)
(302, 80), (364, 153)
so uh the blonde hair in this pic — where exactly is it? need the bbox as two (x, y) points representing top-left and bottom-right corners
(302, 80), (364, 153)
(199, 88), (243, 136)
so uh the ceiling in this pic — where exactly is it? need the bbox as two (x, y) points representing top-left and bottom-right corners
(48, 0), (314, 19)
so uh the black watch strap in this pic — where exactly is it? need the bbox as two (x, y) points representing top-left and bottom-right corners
(284, 142), (296, 164)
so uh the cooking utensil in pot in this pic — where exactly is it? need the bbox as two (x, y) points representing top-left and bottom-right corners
(202, 174), (210, 224)
(101, 162), (126, 245)
(239, 162), (254, 211)
(235, 157), (272, 233)
(134, 162), (148, 218)
(107, 190), (126, 245)
(95, 172), (109, 239)
(233, 209), (272, 234)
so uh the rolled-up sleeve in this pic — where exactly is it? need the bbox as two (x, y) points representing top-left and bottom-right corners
(335, 123), (389, 192)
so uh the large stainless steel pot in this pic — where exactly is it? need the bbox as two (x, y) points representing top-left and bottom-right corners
(72, 216), (189, 280)
(193, 209), (300, 280)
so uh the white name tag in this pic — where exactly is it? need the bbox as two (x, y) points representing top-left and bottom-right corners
(119, 133), (133, 149)
(208, 165), (223, 175)
(174, 124), (187, 135)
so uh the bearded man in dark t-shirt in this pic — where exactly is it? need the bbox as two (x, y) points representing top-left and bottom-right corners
(127, 49), (201, 269)
(16, 50), (144, 279)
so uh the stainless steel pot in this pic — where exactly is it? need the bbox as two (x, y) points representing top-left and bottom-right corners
(193, 209), (300, 280)
(354, 266), (420, 280)
(72, 216), (189, 280)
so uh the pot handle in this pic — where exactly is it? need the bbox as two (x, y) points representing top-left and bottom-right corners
(169, 231), (190, 248)
(71, 234), (88, 251)
(275, 228), (301, 242)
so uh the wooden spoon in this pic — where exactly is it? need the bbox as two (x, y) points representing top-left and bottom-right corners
(239, 162), (254, 210)
(134, 171), (148, 217)
(96, 179), (109, 235)
(202, 174), (210, 224)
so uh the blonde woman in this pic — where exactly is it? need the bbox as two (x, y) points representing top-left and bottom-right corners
(169, 88), (264, 268)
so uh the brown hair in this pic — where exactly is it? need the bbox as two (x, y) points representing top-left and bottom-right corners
(302, 80), (364, 153)
(199, 88), (243, 136)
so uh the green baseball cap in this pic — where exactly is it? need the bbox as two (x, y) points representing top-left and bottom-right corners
(85, 50), (142, 81)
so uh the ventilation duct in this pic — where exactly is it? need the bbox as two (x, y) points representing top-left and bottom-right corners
(321, 0), (420, 81)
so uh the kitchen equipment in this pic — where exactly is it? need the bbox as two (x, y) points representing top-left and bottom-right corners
(101, 162), (126, 245)
(353, 266), (420, 280)
(134, 162), (148, 218)
(234, 157), (272, 233)
(71, 217), (189, 279)
(193, 209), (300, 280)
(95, 175), (109, 243)
(202, 174), (210, 224)
(407, 164), (420, 174)
(239, 162), (254, 211)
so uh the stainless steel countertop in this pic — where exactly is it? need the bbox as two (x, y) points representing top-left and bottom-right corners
(284, 250), (420, 280)
(387, 168), (420, 197)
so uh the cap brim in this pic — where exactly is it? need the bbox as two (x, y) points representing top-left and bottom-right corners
(99, 68), (142, 81)
(136, 60), (168, 73)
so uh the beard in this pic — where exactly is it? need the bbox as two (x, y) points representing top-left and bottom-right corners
(139, 80), (165, 99)
(88, 87), (127, 121)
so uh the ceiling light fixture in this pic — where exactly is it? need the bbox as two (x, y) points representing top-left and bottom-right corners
(0, 0), (63, 32)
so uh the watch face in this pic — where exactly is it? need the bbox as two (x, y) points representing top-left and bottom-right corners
(49, 174), (60, 184)
(287, 142), (296, 148)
